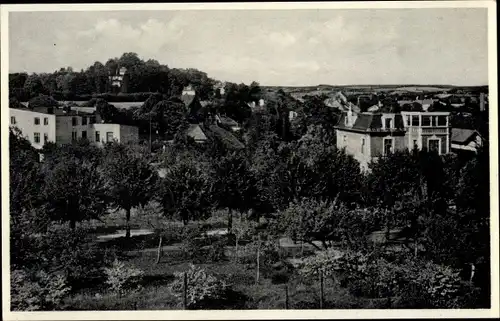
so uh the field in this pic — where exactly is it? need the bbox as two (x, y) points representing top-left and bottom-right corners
(62, 205), (391, 310)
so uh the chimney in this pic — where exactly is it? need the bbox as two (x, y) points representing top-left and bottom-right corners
(480, 92), (485, 112)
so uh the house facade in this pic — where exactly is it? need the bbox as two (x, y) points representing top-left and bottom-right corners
(10, 107), (139, 149)
(335, 109), (451, 170)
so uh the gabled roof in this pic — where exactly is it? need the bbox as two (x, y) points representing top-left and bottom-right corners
(186, 124), (207, 141)
(451, 128), (480, 144)
(218, 116), (238, 127)
(207, 125), (245, 150)
(181, 94), (196, 107)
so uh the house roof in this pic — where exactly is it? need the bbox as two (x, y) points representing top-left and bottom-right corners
(186, 124), (207, 141)
(335, 112), (405, 132)
(451, 128), (480, 144)
(218, 116), (238, 127)
(398, 99), (435, 106)
(10, 106), (93, 117)
(207, 125), (245, 150)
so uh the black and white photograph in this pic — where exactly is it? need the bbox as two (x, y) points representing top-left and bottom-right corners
(1, 1), (498, 319)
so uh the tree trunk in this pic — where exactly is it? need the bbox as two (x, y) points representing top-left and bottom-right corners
(125, 207), (131, 238)
(156, 235), (163, 264)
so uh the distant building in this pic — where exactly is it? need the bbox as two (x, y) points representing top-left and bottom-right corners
(181, 85), (203, 122)
(109, 67), (129, 94)
(9, 106), (139, 149)
(335, 108), (451, 170)
(451, 128), (483, 153)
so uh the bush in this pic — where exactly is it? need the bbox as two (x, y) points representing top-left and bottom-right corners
(104, 259), (144, 297)
(28, 94), (60, 109)
(38, 225), (108, 286)
(11, 270), (71, 311)
(170, 264), (231, 309)
(207, 238), (227, 262)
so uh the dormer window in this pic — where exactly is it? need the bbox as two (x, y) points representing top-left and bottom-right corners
(384, 118), (393, 129)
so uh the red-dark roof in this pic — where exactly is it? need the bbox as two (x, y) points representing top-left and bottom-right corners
(451, 128), (480, 144)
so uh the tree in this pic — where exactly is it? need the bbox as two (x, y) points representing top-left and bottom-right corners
(159, 158), (215, 225)
(212, 151), (256, 229)
(24, 74), (45, 98)
(151, 99), (189, 140)
(279, 197), (342, 250)
(28, 95), (59, 109)
(41, 156), (108, 229)
(101, 143), (157, 238)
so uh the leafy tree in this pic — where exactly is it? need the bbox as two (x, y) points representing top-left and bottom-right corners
(41, 156), (108, 229)
(159, 157), (215, 225)
(101, 143), (158, 238)
(212, 151), (256, 227)
(28, 94), (60, 109)
(24, 74), (46, 98)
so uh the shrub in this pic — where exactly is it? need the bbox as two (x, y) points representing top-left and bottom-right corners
(207, 238), (227, 262)
(11, 270), (71, 311)
(170, 264), (231, 309)
(104, 259), (144, 297)
(28, 94), (60, 109)
(39, 225), (108, 285)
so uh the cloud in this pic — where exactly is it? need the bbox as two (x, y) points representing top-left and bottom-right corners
(8, 9), (488, 86)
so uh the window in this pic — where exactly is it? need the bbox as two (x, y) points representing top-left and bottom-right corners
(44, 133), (49, 143)
(34, 117), (40, 125)
(411, 115), (420, 126)
(413, 139), (418, 150)
(361, 138), (365, 154)
(44, 117), (49, 125)
(34, 132), (40, 143)
(106, 132), (114, 142)
(428, 138), (440, 154)
(406, 115), (411, 126)
(383, 138), (393, 156)
(384, 118), (393, 129)
(95, 131), (100, 142)
(422, 116), (431, 126)
(72, 117), (78, 126)
(82, 117), (87, 125)
(72, 131), (77, 141)
(10, 116), (16, 125)
(437, 116), (447, 126)
(82, 130), (87, 139)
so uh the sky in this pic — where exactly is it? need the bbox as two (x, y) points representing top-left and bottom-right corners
(8, 8), (489, 86)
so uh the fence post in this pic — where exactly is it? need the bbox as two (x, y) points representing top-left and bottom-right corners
(319, 270), (324, 309)
(183, 271), (188, 310)
(285, 284), (289, 309)
(256, 234), (261, 284)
